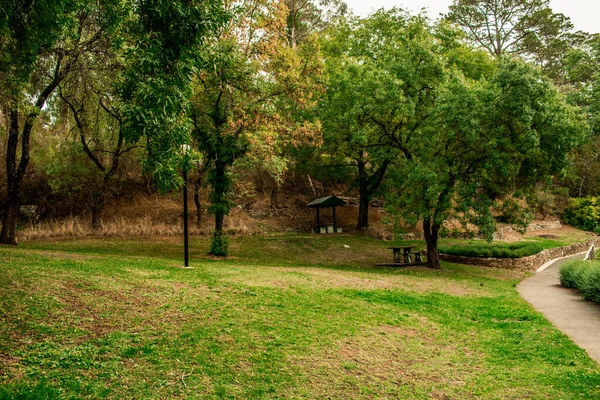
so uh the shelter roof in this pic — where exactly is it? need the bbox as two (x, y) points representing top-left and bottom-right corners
(306, 195), (347, 208)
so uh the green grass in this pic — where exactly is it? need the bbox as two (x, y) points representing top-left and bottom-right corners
(1, 234), (599, 399)
(438, 241), (545, 258)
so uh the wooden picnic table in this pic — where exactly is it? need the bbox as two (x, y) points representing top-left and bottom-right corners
(387, 246), (424, 264)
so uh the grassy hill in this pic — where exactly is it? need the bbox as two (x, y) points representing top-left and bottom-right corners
(1, 235), (599, 399)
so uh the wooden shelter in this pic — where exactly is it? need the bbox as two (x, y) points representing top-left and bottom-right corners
(306, 195), (346, 233)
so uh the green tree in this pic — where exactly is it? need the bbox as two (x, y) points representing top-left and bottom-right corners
(318, 16), (402, 229)
(58, 41), (138, 230)
(0, 0), (119, 244)
(118, 0), (228, 190)
(446, 0), (574, 62)
(561, 34), (600, 196)
(191, 0), (323, 255)
(386, 57), (586, 268)
(285, 0), (347, 47)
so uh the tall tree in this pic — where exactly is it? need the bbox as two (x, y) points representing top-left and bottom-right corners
(446, 0), (573, 59)
(119, 0), (228, 190)
(285, 0), (347, 47)
(561, 33), (600, 196)
(0, 0), (116, 244)
(58, 41), (138, 230)
(318, 11), (445, 229)
(386, 57), (586, 268)
(191, 0), (323, 255)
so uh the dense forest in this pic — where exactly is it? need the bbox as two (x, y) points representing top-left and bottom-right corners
(1, 0), (599, 267)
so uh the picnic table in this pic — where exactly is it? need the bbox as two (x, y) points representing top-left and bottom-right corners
(387, 246), (423, 264)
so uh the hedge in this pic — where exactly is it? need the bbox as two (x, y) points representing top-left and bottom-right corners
(438, 242), (544, 259)
(559, 261), (600, 304)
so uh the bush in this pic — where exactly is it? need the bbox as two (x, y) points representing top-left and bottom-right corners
(563, 197), (600, 233)
(438, 242), (544, 258)
(559, 262), (588, 289)
(559, 261), (600, 304)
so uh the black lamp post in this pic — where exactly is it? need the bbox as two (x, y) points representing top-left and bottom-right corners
(182, 144), (190, 268)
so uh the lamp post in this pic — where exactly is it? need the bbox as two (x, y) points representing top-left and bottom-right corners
(182, 144), (190, 268)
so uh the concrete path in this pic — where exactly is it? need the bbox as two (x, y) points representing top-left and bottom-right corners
(518, 253), (600, 364)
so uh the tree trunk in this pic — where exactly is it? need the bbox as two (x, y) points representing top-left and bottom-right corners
(194, 180), (202, 228)
(270, 184), (279, 210)
(1, 108), (23, 245)
(357, 185), (370, 230)
(213, 160), (226, 235)
(423, 218), (441, 269)
(0, 196), (19, 245)
(357, 160), (369, 229)
(90, 191), (105, 231)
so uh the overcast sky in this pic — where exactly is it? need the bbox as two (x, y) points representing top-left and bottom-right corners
(343, 0), (600, 34)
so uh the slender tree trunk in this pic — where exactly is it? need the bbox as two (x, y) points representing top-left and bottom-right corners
(423, 218), (441, 269)
(213, 160), (226, 235)
(270, 184), (279, 210)
(1, 108), (23, 245)
(90, 189), (105, 231)
(194, 180), (202, 228)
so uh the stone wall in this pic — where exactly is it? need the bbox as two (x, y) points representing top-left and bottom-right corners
(440, 238), (600, 272)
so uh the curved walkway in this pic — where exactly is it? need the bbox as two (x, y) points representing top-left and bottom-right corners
(517, 252), (600, 364)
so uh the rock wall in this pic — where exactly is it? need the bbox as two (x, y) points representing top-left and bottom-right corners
(440, 238), (600, 272)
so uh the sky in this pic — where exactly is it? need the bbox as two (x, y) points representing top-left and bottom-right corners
(343, 0), (600, 34)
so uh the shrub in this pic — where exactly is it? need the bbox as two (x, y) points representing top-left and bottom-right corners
(559, 261), (588, 289)
(563, 197), (600, 233)
(559, 261), (600, 304)
(438, 242), (544, 258)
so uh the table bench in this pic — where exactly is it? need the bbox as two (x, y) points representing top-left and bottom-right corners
(387, 246), (424, 264)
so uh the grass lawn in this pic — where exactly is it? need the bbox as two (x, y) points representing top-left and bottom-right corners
(1, 234), (600, 399)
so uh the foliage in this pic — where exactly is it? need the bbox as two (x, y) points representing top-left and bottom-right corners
(385, 51), (586, 267)
(119, 0), (228, 190)
(446, 0), (574, 59)
(0, 0), (125, 244)
(560, 260), (600, 303)
(561, 34), (600, 196)
(284, 0), (348, 47)
(191, 0), (324, 251)
(563, 197), (600, 233)
(0, 0), (74, 99)
(438, 241), (544, 258)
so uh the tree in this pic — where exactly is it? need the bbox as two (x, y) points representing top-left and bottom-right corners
(561, 34), (600, 196)
(446, 0), (574, 60)
(58, 41), (138, 230)
(285, 0), (347, 47)
(0, 0), (117, 244)
(317, 11), (448, 229)
(118, 0), (228, 190)
(386, 57), (586, 268)
(191, 0), (323, 255)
